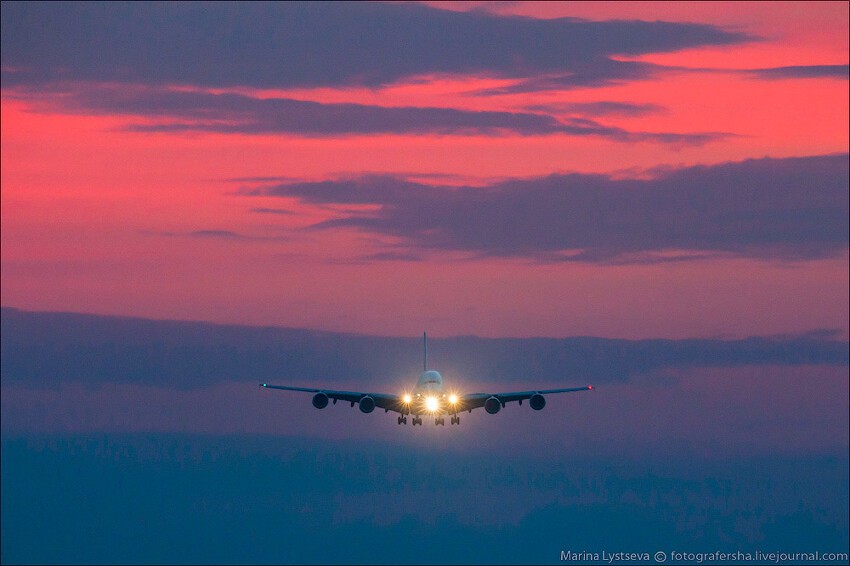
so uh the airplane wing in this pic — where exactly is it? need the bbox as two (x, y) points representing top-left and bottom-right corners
(259, 383), (405, 414)
(260, 383), (592, 416)
(460, 386), (593, 412)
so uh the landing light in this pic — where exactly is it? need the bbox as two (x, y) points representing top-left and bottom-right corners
(425, 396), (439, 412)
(403, 394), (412, 404)
(449, 394), (458, 404)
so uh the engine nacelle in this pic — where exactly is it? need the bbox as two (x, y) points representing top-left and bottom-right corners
(359, 395), (376, 413)
(484, 396), (501, 414)
(529, 393), (546, 411)
(312, 392), (329, 409)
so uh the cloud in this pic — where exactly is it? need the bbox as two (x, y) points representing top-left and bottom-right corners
(475, 62), (850, 94)
(246, 154), (849, 263)
(473, 60), (665, 93)
(249, 207), (294, 216)
(359, 251), (426, 263)
(525, 101), (667, 117)
(747, 64), (849, 80)
(189, 230), (249, 240)
(141, 229), (287, 242)
(2, 308), (847, 390)
(34, 85), (727, 142)
(1, 2), (752, 89)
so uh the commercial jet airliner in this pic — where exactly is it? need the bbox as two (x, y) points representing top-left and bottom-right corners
(260, 333), (593, 426)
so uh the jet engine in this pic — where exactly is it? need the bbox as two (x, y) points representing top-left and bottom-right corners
(484, 396), (501, 414)
(359, 395), (376, 413)
(529, 393), (546, 411)
(312, 392), (329, 409)
(313, 393), (328, 409)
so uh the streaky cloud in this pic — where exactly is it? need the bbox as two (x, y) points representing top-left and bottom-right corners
(141, 229), (288, 242)
(36, 85), (726, 143)
(250, 207), (295, 216)
(525, 101), (667, 117)
(747, 64), (849, 80)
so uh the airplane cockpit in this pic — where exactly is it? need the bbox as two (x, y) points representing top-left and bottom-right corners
(416, 370), (443, 388)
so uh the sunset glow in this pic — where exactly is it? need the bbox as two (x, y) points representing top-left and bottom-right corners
(2, 2), (847, 339)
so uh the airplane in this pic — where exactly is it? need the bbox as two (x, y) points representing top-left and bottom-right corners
(260, 332), (592, 426)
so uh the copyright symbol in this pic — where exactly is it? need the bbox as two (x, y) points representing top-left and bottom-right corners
(655, 551), (667, 562)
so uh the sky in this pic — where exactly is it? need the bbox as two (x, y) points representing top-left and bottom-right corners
(1, 2), (848, 564)
(1, 0), (847, 339)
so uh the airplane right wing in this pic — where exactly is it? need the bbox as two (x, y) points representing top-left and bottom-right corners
(260, 383), (406, 414)
(459, 386), (592, 413)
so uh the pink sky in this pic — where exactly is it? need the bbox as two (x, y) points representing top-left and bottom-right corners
(1, 1), (847, 338)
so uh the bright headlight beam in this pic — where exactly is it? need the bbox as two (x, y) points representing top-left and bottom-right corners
(425, 396), (439, 412)
(403, 394), (412, 404)
(449, 394), (458, 404)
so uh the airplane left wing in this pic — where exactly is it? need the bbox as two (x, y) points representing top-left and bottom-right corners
(260, 383), (405, 413)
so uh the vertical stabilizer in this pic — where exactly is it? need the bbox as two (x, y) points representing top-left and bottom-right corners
(423, 331), (427, 371)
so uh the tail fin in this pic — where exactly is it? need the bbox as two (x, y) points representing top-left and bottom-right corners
(423, 331), (427, 371)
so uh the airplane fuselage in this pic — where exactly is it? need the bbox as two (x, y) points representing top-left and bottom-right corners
(408, 370), (454, 416)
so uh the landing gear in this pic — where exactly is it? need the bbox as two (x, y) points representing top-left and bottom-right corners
(411, 416), (422, 426)
(397, 415), (408, 425)
(434, 417), (446, 426)
(450, 415), (460, 425)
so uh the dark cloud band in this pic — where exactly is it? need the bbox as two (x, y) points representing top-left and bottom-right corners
(248, 154), (849, 263)
(2, 308), (846, 389)
(1, 2), (751, 89)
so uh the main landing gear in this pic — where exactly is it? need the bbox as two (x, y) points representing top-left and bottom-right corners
(403, 415), (458, 426)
